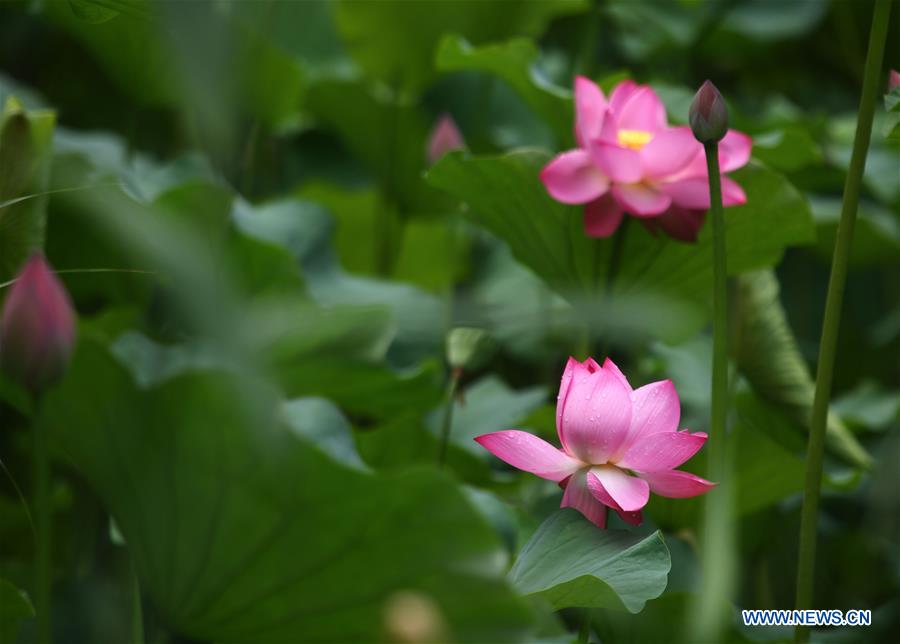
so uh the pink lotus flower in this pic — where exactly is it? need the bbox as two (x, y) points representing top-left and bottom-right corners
(540, 77), (752, 242)
(475, 357), (715, 528)
(890, 69), (900, 92)
(0, 253), (76, 392)
(427, 114), (465, 164)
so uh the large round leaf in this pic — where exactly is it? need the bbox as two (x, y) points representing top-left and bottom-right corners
(43, 343), (533, 642)
(334, 0), (587, 94)
(428, 149), (815, 342)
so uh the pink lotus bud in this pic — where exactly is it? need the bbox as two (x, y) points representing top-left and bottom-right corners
(0, 253), (76, 393)
(689, 80), (728, 143)
(426, 114), (465, 164)
(890, 69), (900, 92)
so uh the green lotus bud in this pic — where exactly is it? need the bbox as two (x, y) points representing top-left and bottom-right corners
(445, 327), (492, 372)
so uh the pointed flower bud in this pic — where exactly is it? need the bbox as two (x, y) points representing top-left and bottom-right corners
(426, 114), (465, 164)
(689, 80), (728, 143)
(445, 326), (492, 372)
(0, 253), (76, 393)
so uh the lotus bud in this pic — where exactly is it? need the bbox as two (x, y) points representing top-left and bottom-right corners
(445, 326), (492, 373)
(889, 69), (900, 92)
(689, 80), (728, 143)
(426, 114), (465, 164)
(0, 253), (76, 393)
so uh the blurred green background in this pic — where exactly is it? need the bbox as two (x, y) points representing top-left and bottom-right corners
(0, 0), (898, 642)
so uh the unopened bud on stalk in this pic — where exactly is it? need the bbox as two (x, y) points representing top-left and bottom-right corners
(446, 326), (492, 372)
(426, 114), (465, 164)
(689, 80), (728, 143)
(0, 253), (76, 393)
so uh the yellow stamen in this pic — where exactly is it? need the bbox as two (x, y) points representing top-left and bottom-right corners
(617, 129), (653, 151)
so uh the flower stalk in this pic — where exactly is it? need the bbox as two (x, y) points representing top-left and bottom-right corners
(794, 1), (892, 641)
(32, 398), (51, 644)
(1, 253), (80, 644)
(697, 138), (734, 640)
(705, 139), (728, 489)
(688, 80), (735, 641)
(437, 367), (462, 466)
(1, 253), (78, 644)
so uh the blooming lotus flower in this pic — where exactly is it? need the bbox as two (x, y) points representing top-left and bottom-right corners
(540, 77), (752, 242)
(426, 114), (465, 164)
(0, 253), (76, 392)
(475, 357), (715, 528)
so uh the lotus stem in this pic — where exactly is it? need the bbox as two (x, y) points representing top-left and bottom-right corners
(691, 136), (734, 642)
(705, 139), (728, 495)
(32, 400), (51, 644)
(794, 1), (892, 641)
(437, 368), (462, 466)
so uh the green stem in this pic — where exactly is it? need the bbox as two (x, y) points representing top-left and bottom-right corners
(794, 1), (892, 641)
(32, 398), (51, 644)
(705, 140), (727, 486)
(578, 609), (592, 643)
(131, 561), (145, 644)
(437, 369), (462, 466)
(691, 139), (733, 642)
